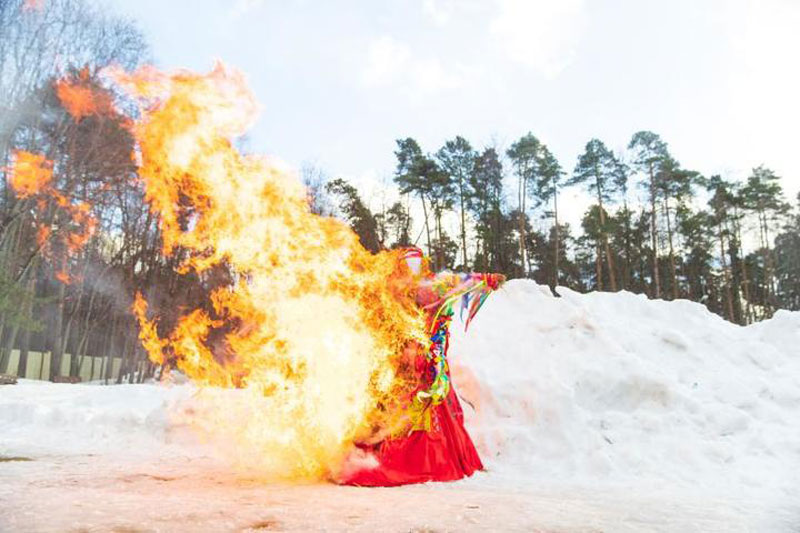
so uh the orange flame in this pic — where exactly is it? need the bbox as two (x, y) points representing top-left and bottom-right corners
(55, 68), (113, 120)
(8, 151), (52, 197)
(36, 225), (51, 247)
(114, 63), (428, 479)
(7, 150), (97, 283)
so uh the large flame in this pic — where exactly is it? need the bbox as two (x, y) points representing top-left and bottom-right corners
(107, 64), (428, 479)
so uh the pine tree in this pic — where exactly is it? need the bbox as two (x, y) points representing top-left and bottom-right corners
(611, 154), (634, 290)
(655, 157), (697, 299)
(506, 134), (541, 277)
(676, 207), (715, 306)
(531, 223), (581, 290)
(729, 185), (755, 323)
(326, 178), (381, 253)
(704, 175), (737, 322)
(628, 131), (669, 298)
(773, 193), (800, 310)
(740, 166), (790, 315)
(569, 138), (618, 291)
(383, 202), (413, 249)
(533, 144), (564, 288)
(437, 136), (475, 270)
(394, 139), (435, 260)
(468, 147), (506, 272)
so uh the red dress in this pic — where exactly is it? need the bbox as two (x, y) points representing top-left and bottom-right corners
(342, 271), (502, 487)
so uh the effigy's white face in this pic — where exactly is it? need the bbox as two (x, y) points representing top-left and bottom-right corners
(405, 255), (422, 275)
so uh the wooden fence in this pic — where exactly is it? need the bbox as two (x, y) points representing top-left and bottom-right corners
(3, 350), (125, 382)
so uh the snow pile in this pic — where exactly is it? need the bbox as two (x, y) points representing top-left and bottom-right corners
(1, 279), (798, 499)
(451, 280), (800, 496)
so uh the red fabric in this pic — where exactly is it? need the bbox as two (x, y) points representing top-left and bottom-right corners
(341, 262), (494, 487)
(341, 273), (484, 487)
(342, 385), (484, 487)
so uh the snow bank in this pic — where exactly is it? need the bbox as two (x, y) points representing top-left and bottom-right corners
(0, 380), (196, 458)
(450, 280), (800, 497)
(2, 280), (798, 500)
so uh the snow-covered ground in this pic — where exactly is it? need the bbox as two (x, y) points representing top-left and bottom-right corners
(2, 280), (799, 532)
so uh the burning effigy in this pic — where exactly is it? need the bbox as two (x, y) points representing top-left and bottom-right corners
(341, 250), (504, 486)
(19, 63), (503, 485)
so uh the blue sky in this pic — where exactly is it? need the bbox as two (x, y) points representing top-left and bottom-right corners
(100, 0), (800, 230)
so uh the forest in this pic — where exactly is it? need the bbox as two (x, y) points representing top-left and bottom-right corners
(321, 133), (800, 327)
(0, 0), (798, 384)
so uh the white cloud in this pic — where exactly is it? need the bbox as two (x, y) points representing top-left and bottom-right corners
(229, 0), (264, 20)
(422, 0), (455, 26)
(360, 36), (463, 96)
(360, 36), (412, 87)
(412, 57), (463, 93)
(489, 0), (587, 79)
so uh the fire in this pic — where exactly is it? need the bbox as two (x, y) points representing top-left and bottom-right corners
(7, 150), (97, 283)
(55, 67), (114, 120)
(8, 151), (52, 197)
(110, 63), (428, 479)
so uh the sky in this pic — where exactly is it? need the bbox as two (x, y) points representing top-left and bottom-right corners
(99, 0), (800, 232)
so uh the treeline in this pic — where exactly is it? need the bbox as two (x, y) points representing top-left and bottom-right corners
(319, 134), (800, 325)
(0, 0), (202, 382)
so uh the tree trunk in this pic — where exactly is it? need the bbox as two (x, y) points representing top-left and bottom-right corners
(75, 330), (87, 378)
(116, 329), (133, 384)
(62, 302), (81, 375)
(434, 208), (444, 271)
(74, 281), (100, 376)
(595, 243), (603, 291)
(68, 322), (81, 377)
(0, 317), (10, 373)
(596, 185), (617, 291)
(732, 206), (753, 324)
(0, 316), (6, 373)
(761, 208), (776, 314)
(419, 192), (432, 265)
(517, 173), (528, 277)
(648, 163), (661, 298)
(137, 356), (149, 383)
(103, 316), (118, 385)
(622, 200), (632, 291)
(458, 178), (467, 270)
(664, 196), (679, 300)
(553, 184), (560, 288)
(18, 321), (31, 379)
(0, 319), (22, 374)
(49, 282), (66, 380)
(718, 225), (735, 322)
(38, 350), (46, 380)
